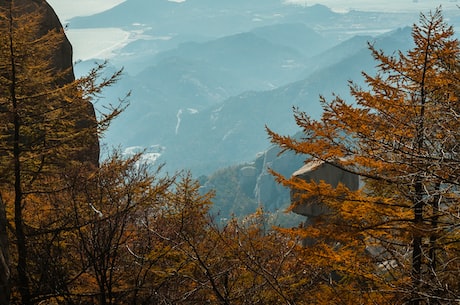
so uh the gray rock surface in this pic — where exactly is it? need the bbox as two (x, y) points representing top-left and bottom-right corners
(291, 160), (359, 217)
(253, 146), (305, 211)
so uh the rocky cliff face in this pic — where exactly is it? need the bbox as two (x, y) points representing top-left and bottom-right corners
(202, 145), (305, 225)
(1, 0), (100, 165)
(14, 0), (75, 82)
(252, 146), (306, 212)
(41, 0), (100, 165)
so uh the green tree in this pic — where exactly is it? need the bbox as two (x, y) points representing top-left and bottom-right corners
(268, 8), (460, 304)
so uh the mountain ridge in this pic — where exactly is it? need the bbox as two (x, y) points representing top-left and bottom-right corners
(97, 26), (413, 176)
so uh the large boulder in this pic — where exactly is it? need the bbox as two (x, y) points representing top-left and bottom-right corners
(291, 160), (359, 217)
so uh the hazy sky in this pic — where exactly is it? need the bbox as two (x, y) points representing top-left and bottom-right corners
(47, 0), (125, 21)
(47, 0), (459, 21)
(286, 0), (459, 13)
(47, 0), (459, 62)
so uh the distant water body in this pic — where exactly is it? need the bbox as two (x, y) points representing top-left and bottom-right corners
(288, 0), (459, 13)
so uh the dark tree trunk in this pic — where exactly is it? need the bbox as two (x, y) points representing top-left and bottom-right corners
(411, 181), (424, 305)
(7, 1), (31, 302)
(0, 195), (10, 305)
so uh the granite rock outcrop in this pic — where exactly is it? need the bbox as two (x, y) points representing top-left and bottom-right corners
(0, 0), (100, 165)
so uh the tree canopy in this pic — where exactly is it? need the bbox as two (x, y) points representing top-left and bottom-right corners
(0, 1), (124, 303)
(268, 8), (460, 304)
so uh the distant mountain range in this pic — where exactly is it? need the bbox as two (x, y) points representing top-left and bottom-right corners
(70, 0), (424, 176)
(93, 27), (413, 175)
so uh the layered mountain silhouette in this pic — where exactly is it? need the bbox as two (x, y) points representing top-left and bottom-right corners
(69, 0), (420, 175)
(94, 27), (413, 175)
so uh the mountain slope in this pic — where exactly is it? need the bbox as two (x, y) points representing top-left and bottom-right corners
(144, 28), (414, 175)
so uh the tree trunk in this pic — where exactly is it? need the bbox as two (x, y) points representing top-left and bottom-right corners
(0, 194), (10, 305)
(8, 2), (31, 302)
(428, 183), (441, 305)
(411, 182), (424, 305)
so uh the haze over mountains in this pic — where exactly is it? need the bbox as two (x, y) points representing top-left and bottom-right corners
(64, 0), (460, 176)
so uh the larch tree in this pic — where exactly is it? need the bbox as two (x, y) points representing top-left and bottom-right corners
(142, 178), (323, 305)
(268, 8), (460, 304)
(0, 1), (124, 304)
(63, 152), (173, 305)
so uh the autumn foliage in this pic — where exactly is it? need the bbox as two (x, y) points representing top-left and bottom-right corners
(268, 8), (460, 305)
(1, 2), (460, 305)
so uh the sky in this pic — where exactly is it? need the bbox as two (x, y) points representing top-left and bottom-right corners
(48, 0), (460, 21)
(46, 0), (460, 62)
(286, 0), (460, 13)
(47, 0), (125, 22)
